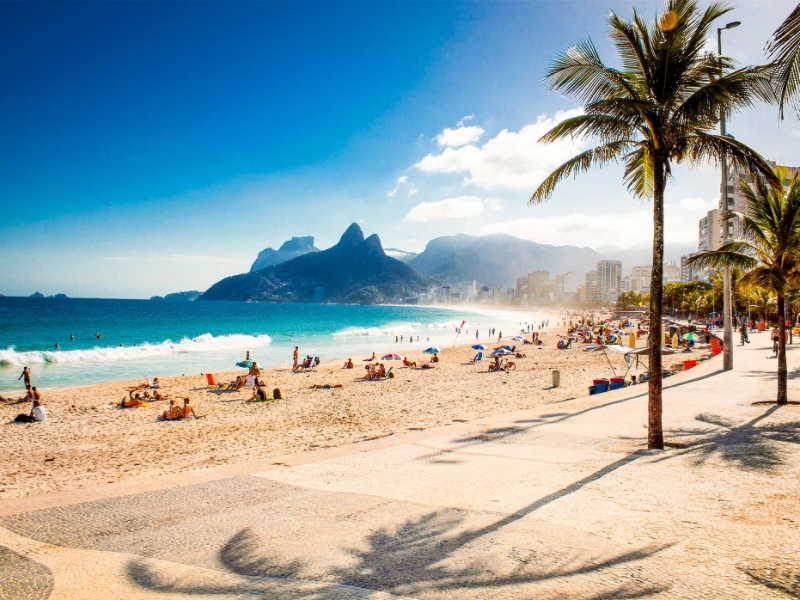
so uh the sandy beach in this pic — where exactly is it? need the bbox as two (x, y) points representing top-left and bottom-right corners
(0, 328), (699, 499)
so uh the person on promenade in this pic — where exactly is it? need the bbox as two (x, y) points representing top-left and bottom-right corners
(293, 346), (299, 370)
(740, 323), (750, 345)
(15, 399), (47, 423)
(18, 367), (31, 388)
(772, 326), (780, 356)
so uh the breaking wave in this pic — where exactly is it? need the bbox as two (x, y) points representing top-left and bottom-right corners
(0, 333), (271, 366)
(331, 323), (420, 338)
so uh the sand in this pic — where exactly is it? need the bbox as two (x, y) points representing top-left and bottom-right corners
(0, 328), (699, 499)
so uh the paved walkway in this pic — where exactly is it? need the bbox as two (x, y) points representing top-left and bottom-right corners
(2, 329), (800, 599)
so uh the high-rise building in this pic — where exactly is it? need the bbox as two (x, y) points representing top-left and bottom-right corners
(680, 255), (695, 282)
(562, 271), (579, 294)
(723, 160), (800, 239)
(596, 260), (622, 302)
(664, 263), (681, 283)
(527, 270), (550, 303)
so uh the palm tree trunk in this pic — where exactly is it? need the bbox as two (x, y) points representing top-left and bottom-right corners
(778, 294), (788, 405)
(647, 159), (666, 449)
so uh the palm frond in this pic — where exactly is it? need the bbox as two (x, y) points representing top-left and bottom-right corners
(622, 146), (655, 198)
(538, 114), (636, 145)
(682, 132), (781, 188)
(687, 248), (758, 271)
(529, 141), (631, 204)
(766, 3), (800, 118)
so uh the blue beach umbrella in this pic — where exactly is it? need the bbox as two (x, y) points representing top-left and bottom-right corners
(471, 344), (487, 350)
(491, 348), (512, 356)
(423, 347), (441, 354)
(511, 336), (525, 341)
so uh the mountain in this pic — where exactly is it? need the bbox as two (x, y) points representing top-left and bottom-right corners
(29, 292), (44, 298)
(199, 224), (433, 304)
(384, 248), (418, 263)
(250, 236), (320, 272)
(150, 291), (201, 301)
(409, 233), (602, 288)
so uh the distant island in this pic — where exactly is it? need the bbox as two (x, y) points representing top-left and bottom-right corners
(199, 223), (432, 304)
(150, 291), (202, 302)
(29, 292), (45, 298)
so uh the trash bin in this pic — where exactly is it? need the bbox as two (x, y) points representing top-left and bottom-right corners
(552, 370), (560, 388)
(758, 321), (765, 331)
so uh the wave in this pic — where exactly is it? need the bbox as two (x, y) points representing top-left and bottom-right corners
(0, 333), (271, 367)
(331, 323), (420, 338)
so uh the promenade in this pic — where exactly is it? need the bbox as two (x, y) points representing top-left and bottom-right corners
(2, 328), (799, 599)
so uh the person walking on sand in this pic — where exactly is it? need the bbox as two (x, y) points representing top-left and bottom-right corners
(293, 346), (299, 370)
(476, 330), (479, 340)
(18, 367), (31, 388)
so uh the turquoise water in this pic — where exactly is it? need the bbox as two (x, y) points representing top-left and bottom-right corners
(0, 298), (541, 390)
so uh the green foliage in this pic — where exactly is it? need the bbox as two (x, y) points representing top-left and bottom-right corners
(616, 291), (648, 310)
(767, 3), (800, 118)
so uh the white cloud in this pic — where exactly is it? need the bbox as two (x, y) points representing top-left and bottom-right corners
(434, 125), (485, 148)
(408, 187), (418, 196)
(406, 196), (500, 222)
(416, 108), (587, 191)
(680, 197), (716, 211)
(480, 202), (700, 248)
(388, 175), (411, 196)
(457, 114), (474, 126)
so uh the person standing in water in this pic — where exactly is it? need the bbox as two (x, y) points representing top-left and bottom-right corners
(18, 367), (31, 388)
(293, 346), (299, 370)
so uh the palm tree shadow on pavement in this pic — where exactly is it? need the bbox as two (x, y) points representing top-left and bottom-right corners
(650, 406), (800, 472)
(126, 452), (671, 598)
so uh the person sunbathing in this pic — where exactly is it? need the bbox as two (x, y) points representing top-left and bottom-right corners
(343, 358), (354, 369)
(311, 383), (344, 389)
(430, 353), (439, 363)
(227, 375), (246, 390)
(363, 352), (376, 362)
(402, 357), (417, 368)
(153, 389), (167, 401)
(376, 364), (386, 379)
(248, 385), (270, 402)
(121, 392), (143, 408)
(180, 398), (198, 419)
(363, 364), (377, 380)
(160, 399), (182, 420)
(420, 363), (435, 369)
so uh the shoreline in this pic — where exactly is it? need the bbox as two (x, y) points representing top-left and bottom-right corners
(0, 324), (699, 500)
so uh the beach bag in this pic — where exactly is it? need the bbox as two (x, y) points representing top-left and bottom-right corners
(15, 414), (34, 423)
(273, 388), (282, 400)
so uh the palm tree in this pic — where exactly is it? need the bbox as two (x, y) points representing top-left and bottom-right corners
(766, 3), (800, 118)
(689, 167), (800, 405)
(529, 0), (778, 448)
(749, 287), (775, 325)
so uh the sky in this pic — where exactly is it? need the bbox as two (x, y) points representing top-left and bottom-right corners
(2, 0), (799, 298)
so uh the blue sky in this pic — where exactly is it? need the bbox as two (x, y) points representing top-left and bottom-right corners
(2, 0), (799, 298)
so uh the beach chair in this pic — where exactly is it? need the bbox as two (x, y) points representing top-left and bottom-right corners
(206, 373), (217, 387)
(471, 352), (483, 363)
(385, 367), (393, 379)
(510, 346), (516, 353)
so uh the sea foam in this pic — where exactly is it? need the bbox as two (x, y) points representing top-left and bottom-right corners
(0, 333), (271, 366)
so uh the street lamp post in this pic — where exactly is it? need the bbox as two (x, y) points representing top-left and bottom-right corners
(719, 20), (740, 371)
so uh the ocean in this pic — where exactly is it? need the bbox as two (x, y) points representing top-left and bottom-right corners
(0, 297), (546, 391)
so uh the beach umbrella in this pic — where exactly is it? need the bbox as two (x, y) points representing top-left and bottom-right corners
(682, 332), (697, 341)
(491, 348), (512, 356)
(423, 347), (441, 354)
(236, 359), (255, 368)
(381, 353), (405, 361)
(511, 336), (525, 341)
(471, 344), (487, 350)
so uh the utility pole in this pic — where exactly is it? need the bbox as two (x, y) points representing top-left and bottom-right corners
(719, 20), (740, 371)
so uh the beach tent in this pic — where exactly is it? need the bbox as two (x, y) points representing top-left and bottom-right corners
(471, 344), (487, 350)
(381, 353), (405, 361)
(423, 347), (441, 354)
